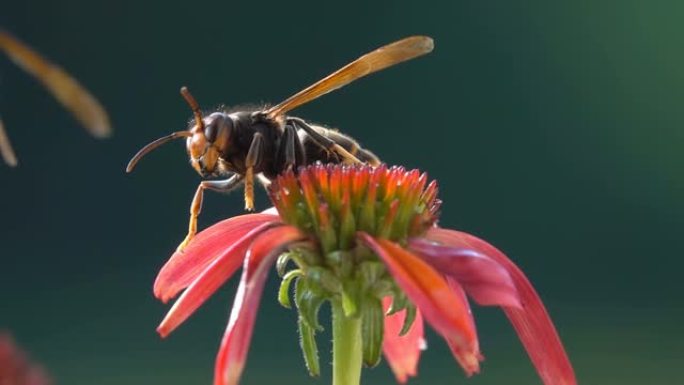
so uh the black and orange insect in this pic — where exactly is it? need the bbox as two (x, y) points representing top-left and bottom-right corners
(126, 36), (434, 250)
(0, 29), (111, 166)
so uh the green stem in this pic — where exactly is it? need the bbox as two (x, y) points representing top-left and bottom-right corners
(332, 300), (363, 385)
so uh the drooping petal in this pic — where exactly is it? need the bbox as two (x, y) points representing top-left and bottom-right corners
(408, 238), (521, 308)
(214, 226), (306, 385)
(156, 222), (275, 337)
(443, 278), (482, 374)
(444, 278), (476, 334)
(425, 227), (577, 385)
(154, 213), (279, 302)
(358, 233), (482, 375)
(382, 297), (426, 384)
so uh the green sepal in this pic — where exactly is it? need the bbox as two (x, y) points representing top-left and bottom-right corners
(399, 303), (417, 336)
(278, 269), (302, 308)
(295, 278), (325, 331)
(387, 293), (408, 316)
(307, 266), (342, 294)
(303, 248), (325, 266)
(361, 298), (384, 367)
(276, 253), (292, 277)
(357, 261), (385, 290)
(326, 250), (354, 278)
(341, 286), (359, 317)
(298, 316), (320, 377)
(370, 280), (393, 300)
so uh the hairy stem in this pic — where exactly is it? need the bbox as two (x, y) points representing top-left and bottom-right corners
(332, 300), (363, 385)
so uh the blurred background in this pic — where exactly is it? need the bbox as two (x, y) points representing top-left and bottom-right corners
(1, 1), (682, 384)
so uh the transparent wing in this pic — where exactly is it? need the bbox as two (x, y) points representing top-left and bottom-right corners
(0, 30), (111, 138)
(266, 36), (434, 119)
(0, 116), (18, 166)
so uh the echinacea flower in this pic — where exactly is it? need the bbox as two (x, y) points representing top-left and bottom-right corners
(153, 164), (576, 385)
(0, 333), (51, 385)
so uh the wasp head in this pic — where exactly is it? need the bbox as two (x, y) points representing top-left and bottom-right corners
(125, 87), (232, 177)
(187, 112), (233, 177)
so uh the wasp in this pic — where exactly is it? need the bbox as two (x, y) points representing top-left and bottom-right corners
(0, 29), (111, 166)
(126, 36), (434, 251)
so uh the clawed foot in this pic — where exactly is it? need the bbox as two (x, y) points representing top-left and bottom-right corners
(176, 232), (195, 253)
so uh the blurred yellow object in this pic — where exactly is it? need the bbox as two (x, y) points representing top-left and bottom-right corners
(0, 29), (111, 166)
(0, 117), (18, 166)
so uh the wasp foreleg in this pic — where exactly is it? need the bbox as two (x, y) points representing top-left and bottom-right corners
(177, 175), (244, 252)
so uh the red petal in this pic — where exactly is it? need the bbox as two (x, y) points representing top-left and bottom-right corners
(382, 297), (426, 384)
(156, 222), (275, 337)
(358, 233), (482, 375)
(408, 238), (521, 308)
(154, 213), (279, 302)
(443, 278), (482, 376)
(425, 228), (577, 385)
(214, 226), (305, 385)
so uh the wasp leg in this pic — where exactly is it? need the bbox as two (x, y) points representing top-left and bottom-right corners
(177, 175), (243, 252)
(257, 174), (272, 188)
(244, 132), (265, 211)
(354, 148), (381, 167)
(288, 117), (362, 164)
(278, 124), (304, 172)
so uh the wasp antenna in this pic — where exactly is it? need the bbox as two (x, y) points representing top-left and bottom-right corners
(180, 86), (205, 131)
(126, 131), (191, 173)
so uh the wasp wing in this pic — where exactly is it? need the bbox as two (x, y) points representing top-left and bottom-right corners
(0, 116), (18, 166)
(0, 30), (111, 138)
(266, 36), (434, 119)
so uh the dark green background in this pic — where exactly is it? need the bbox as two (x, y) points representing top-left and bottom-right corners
(1, 1), (682, 384)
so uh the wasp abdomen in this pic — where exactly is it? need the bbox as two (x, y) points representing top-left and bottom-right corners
(299, 124), (380, 166)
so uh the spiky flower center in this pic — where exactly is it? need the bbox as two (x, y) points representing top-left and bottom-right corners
(271, 163), (440, 244)
(269, 164), (440, 372)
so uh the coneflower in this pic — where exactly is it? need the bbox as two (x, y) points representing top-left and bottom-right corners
(153, 164), (576, 385)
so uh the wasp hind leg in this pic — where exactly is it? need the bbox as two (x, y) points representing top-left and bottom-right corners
(177, 175), (244, 252)
(352, 147), (381, 167)
(278, 124), (304, 172)
(288, 117), (362, 164)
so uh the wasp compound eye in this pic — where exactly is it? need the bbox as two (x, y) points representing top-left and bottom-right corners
(205, 121), (218, 143)
(218, 116), (233, 140)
